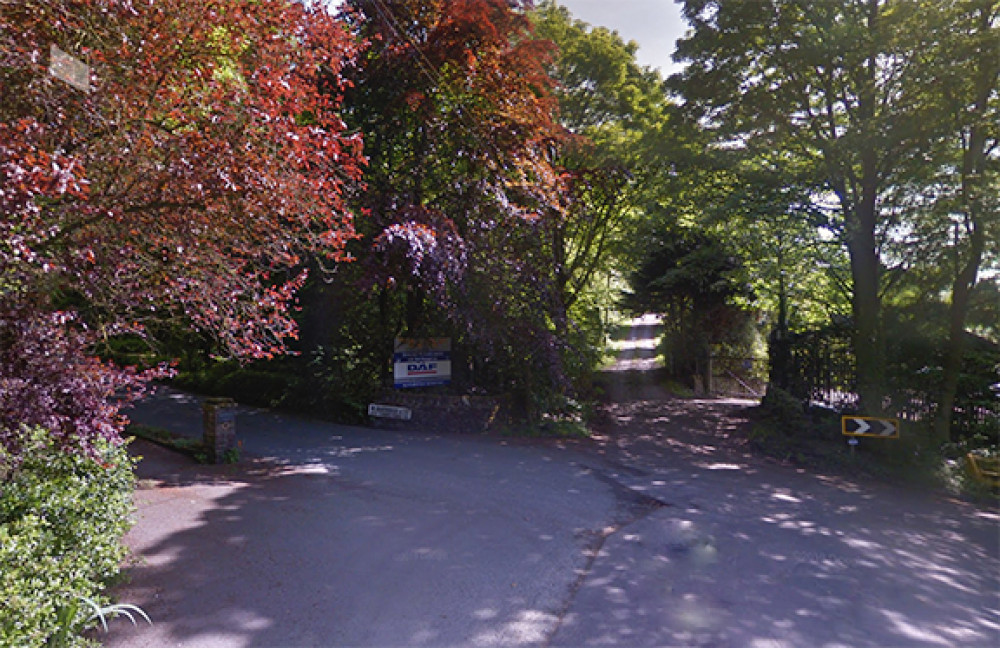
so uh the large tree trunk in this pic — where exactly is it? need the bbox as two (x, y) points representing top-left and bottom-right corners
(847, 224), (883, 414)
(768, 266), (791, 392)
(932, 6), (995, 444)
(933, 226), (983, 445)
(845, 146), (885, 414)
(843, 24), (888, 414)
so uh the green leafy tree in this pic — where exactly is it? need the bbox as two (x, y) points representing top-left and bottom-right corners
(706, 160), (852, 390)
(532, 1), (672, 313)
(671, 0), (948, 412)
(917, 1), (999, 443)
(625, 221), (751, 389)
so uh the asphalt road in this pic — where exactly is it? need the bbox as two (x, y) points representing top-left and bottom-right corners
(106, 319), (1000, 647)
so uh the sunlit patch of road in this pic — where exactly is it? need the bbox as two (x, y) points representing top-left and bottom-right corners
(604, 314), (664, 372)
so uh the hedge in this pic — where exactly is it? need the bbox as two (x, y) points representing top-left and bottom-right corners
(1, 428), (136, 647)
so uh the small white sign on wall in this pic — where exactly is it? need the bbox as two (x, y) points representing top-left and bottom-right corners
(49, 44), (90, 93)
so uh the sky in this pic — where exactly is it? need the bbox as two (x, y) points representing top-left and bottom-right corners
(556, 0), (688, 75)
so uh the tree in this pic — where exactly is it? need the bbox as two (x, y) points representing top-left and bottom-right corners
(921, 0), (998, 443)
(532, 1), (671, 312)
(713, 169), (848, 393)
(671, 0), (946, 412)
(1, 0), (364, 461)
(337, 0), (574, 406)
(625, 221), (752, 390)
(671, 1), (999, 441)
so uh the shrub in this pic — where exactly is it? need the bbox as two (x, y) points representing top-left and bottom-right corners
(300, 344), (383, 421)
(759, 385), (808, 435)
(0, 427), (136, 647)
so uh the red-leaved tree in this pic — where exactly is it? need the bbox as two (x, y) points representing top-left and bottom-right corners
(338, 0), (575, 409)
(1, 0), (364, 462)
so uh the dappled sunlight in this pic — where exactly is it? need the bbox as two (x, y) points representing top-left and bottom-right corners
(579, 321), (998, 645)
(594, 398), (754, 465)
(112, 468), (587, 646)
(111, 422), (625, 648)
(114, 323), (997, 648)
(878, 609), (954, 646)
(973, 509), (1000, 522)
(471, 610), (561, 646)
(549, 318), (998, 646)
(166, 390), (201, 405)
(557, 417), (999, 647)
(326, 443), (395, 458)
(603, 315), (664, 374)
(725, 485), (1000, 646)
(607, 336), (660, 352)
(695, 461), (744, 470)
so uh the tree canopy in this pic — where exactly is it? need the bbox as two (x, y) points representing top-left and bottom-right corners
(670, 0), (998, 420)
(1, 0), (364, 460)
(3, 0), (996, 454)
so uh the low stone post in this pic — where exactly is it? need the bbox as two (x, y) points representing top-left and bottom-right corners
(202, 397), (237, 463)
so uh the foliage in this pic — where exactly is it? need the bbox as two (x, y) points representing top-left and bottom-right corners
(670, 0), (998, 416)
(126, 422), (209, 463)
(625, 221), (753, 386)
(773, 323), (856, 407)
(625, 224), (747, 315)
(49, 597), (151, 648)
(333, 0), (578, 412)
(0, 428), (136, 647)
(176, 362), (301, 408)
(1, 0), (363, 464)
(173, 337), (385, 423)
(884, 327), (1000, 447)
(889, 0), (999, 443)
(372, 208), (467, 310)
(454, 214), (574, 415)
(707, 161), (851, 333)
(937, 456), (1000, 502)
(300, 342), (385, 421)
(758, 386), (808, 437)
(776, 312), (999, 447)
(532, 1), (672, 313)
(0, 309), (144, 462)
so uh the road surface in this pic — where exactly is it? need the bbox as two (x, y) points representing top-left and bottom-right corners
(106, 317), (1000, 647)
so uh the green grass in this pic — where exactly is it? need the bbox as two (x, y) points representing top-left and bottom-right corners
(126, 423), (209, 464)
(660, 379), (695, 398)
(501, 421), (591, 439)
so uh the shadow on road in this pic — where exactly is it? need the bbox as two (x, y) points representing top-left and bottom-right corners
(552, 459), (1000, 647)
(112, 454), (604, 647)
(111, 412), (623, 648)
(109, 317), (1000, 648)
(549, 316), (1000, 646)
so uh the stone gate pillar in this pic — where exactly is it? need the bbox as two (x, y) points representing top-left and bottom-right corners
(202, 397), (237, 463)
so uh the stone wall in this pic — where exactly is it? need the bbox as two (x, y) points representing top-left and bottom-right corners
(369, 391), (513, 434)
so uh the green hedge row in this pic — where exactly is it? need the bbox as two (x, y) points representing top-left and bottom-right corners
(1, 428), (136, 647)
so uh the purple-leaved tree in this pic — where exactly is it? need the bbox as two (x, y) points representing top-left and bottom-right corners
(1, 0), (364, 464)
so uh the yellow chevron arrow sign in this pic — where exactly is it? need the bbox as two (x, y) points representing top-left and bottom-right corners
(842, 416), (900, 439)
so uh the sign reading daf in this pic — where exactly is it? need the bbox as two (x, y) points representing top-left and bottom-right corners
(394, 338), (451, 388)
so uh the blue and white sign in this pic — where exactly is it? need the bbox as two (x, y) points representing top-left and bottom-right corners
(394, 338), (451, 388)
